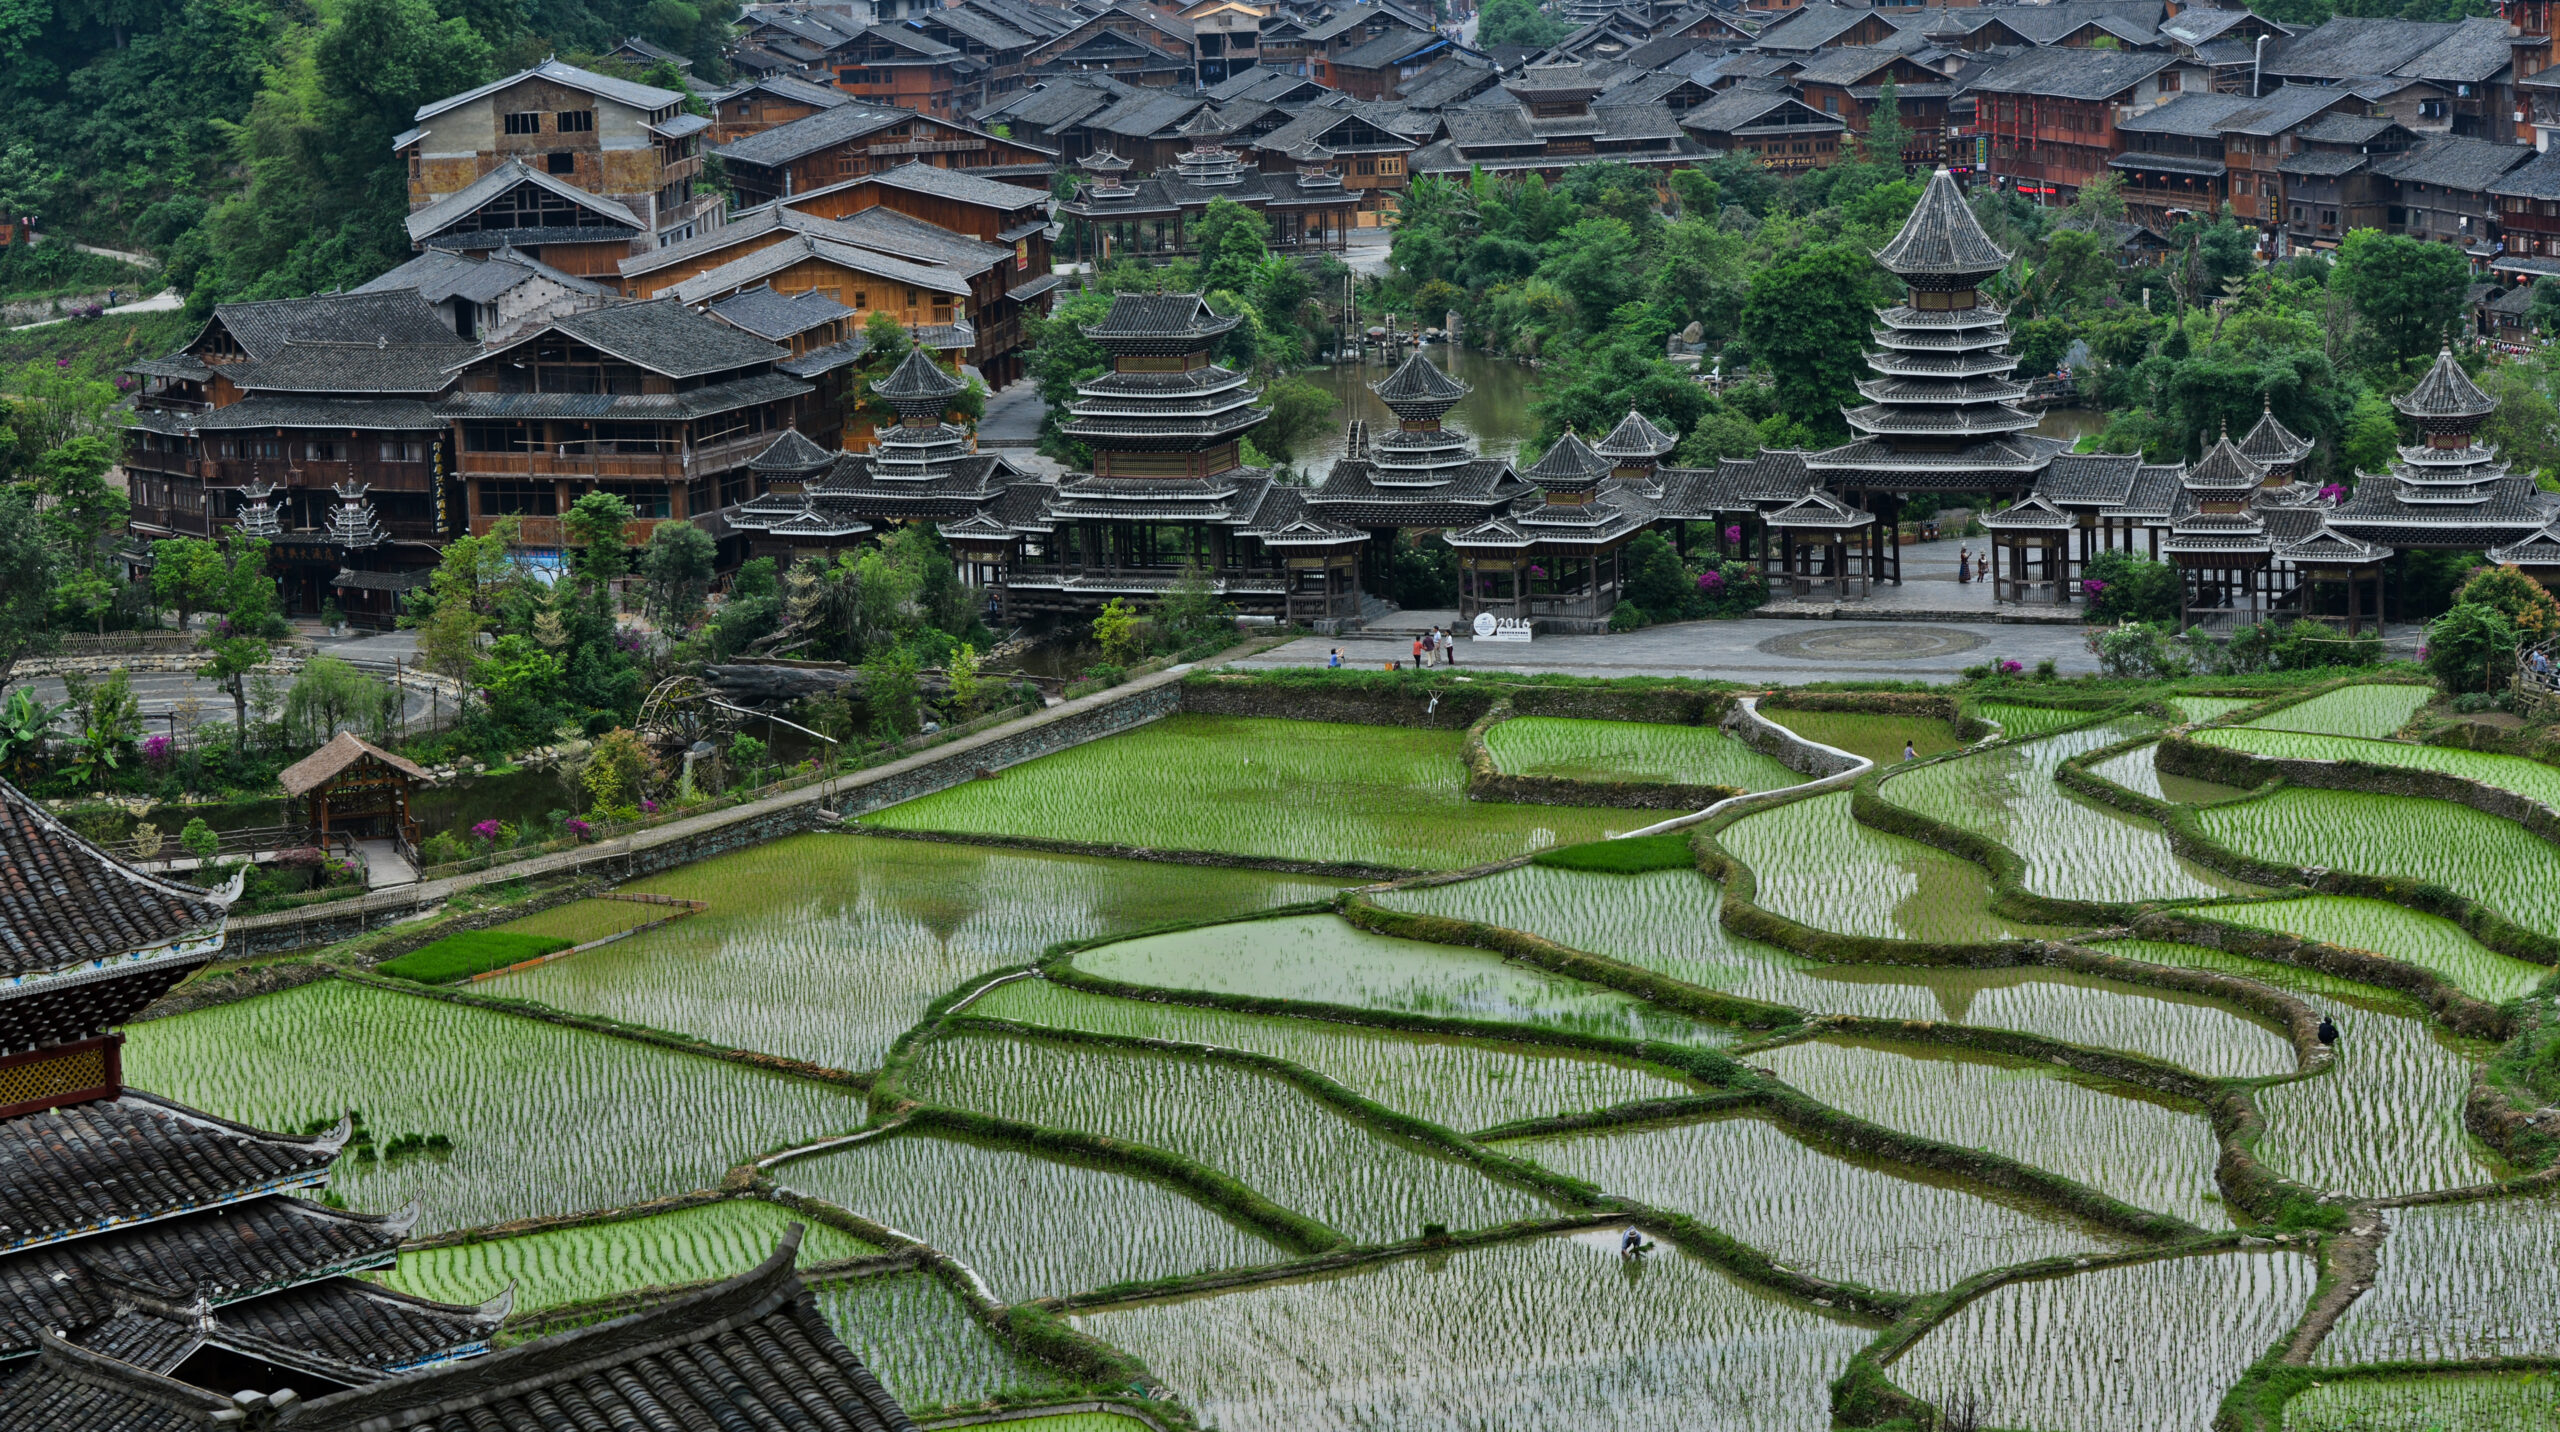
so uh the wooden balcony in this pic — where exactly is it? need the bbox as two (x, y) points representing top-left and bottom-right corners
(459, 448), (688, 480)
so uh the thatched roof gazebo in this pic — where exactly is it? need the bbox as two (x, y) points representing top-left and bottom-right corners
(279, 731), (429, 846)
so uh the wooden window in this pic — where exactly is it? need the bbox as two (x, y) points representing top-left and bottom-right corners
(2160, 70), (2180, 91)
(547, 151), (576, 175)
(505, 111), (542, 135)
(557, 109), (595, 133)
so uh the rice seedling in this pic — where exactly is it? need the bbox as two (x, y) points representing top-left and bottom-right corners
(374, 1199), (880, 1311)
(972, 980), (1698, 1134)
(2316, 1189), (2560, 1367)
(1500, 1112), (2138, 1292)
(1759, 709), (1962, 766)
(1070, 913), (1737, 1048)
(774, 1129), (1287, 1303)
(1072, 1230), (1871, 1432)
(491, 898), (671, 945)
(2088, 941), (2496, 1198)
(378, 932), (571, 984)
(899, 1031), (1563, 1244)
(1377, 867), (2292, 1076)
(1886, 1249), (2318, 1432)
(2285, 1371), (2560, 1431)
(1980, 702), (2088, 737)
(866, 715), (1630, 869)
(964, 1418), (1157, 1432)
(2171, 696), (2260, 725)
(2196, 727), (2560, 812)
(2246, 685), (2432, 741)
(1881, 723), (2260, 904)
(1717, 792), (2076, 943)
(1482, 717), (1803, 790)
(2194, 896), (2549, 1004)
(1752, 1036), (2229, 1226)
(2087, 743), (2254, 806)
(482, 834), (1344, 1073)
(811, 1268), (1075, 1411)
(121, 980), (864, 1234)
(2197, 788), (2560, 939)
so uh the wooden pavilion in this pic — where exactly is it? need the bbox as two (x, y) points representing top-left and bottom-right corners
(279, 731), (429, 845)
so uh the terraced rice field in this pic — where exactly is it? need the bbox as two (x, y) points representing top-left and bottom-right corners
(1880, 722), (2257, 904)
(481, 834), (1344, 1072)
(965, 1417), (1156, 1432)
(2090, 941), (2496, 1198)
(812, 1268), (1073, 1410)
(897, 1031), (1564, 1243)
(1979, 701), (2089, 737)
(2193, 896), (2550, 1003)
(490, 897), (674, 944)
(1483, 716), (1801, 790)
(969, 978), (1699, 1133)
(2196, 787), (2560, 938)
(1753, 1037), (2230, 1227)
(1886, 1249), (2318, 1432)
(2171, 696), (2261, 724)
(1717, 792), (2067, 943)
(2317, 1190), (2560, 1366)
(1758, 708), (1962, 766)
(774, 1130), (1286, 1302)
(1069, 913), (1735, 1047)
(1073, 1230), (1871, 1432)
(122, 979), (863, 1233)
(376, 1199), (881, 1311)
(1376, 866), (2290, 1075)
(2195, 725), (2560, 810)
(864, 715), (1630, 869)
(2246, 684), (2432, 740)
(2285, 1372), (2560, 1431)
(1500, 1114), (2135, 1292)
(2087, 742), (2255, 806)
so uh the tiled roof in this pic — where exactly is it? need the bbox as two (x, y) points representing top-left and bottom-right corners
(874, 346), (968, 402)
(228, 342), (464, 397)
(214, 1276), (505, 1376)
(0, 1095), (344, 1253)
(1876, 167), (2009, 277)
(1967, 46), (2173, 102)
(0, 1335), (235, 1432)
(352, 248), (611, 306)
(1371, 350), (1470, 402)
(2241, 403), (2317, 465)
(751, 428), (837, 473)
(413, 58), (681, 123)
(1596, 408), (1678, 461)
(667, 232), (975, 308)
(208, 292), (461, 364)
(177, 396), (450, 433)
(2188, 430), (2269, 489)
(403, 160), (644, 245)
(708, 284), (855, 341)
(715, 101), (945, 168)
(2376, 135), (2532, 190)
(2036, 451), (2142, 505)
(1524, 430), (1611, 485)
(2397, 346), (2496, 418)
(2115, 91), (2256, 137)
(0, 779), (230, 980)
(2278, 148), (2370, 177)
(866, 159), (1052, 208)
(1085, 292), (1235, 339)
(438, 372), (811, 422)
(498, 299), (790, 379)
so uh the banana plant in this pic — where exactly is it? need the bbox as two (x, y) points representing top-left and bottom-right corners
(0, 687), (62, 781)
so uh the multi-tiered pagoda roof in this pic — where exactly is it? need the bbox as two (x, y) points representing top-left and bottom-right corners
(1807, 168), (2061, 492)
(2329, 347), (2558, 549)
(1307, 351), (1535, 528)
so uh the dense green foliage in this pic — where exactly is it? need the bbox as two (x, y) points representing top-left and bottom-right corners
(1531, 830), (1700, 873)
(379, 930), (574, 983)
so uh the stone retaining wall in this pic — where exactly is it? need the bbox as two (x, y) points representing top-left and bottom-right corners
(1178, 676), (1499, 729)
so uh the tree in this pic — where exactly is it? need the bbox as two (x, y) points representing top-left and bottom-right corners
(863, 645), (921, 739)
(560, 490), (636, 587)
(578, 727), (659, 816)
(283, 656), (397, 745)
(1477, 0), (1564, 47)
(2332, 230), (2468, 369)
(2455, 564), (2560, 643)
(1536, 215), (1639, 328)
(61, 668), (139, 788)
(2337, 390), (2401, 478)
(639, 520), (718, 631)
(1254, 376), (1338, 463)
(2080, 551), (2183, 625)
(2425, 602), (2517, 693)
(1093, 597), (1143, 666)
(1740, 245), (1888, 430)
(1194, 197), (1271, 297)
(151, 537), (231, 634)
(195, 538), (277, 755)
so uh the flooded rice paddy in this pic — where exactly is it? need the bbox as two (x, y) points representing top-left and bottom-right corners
(2196, 786), (2560, 938)
(774, 1129), (1287, 1302)
(1072, 1231), (1871, 1432)
(2192, 895), (2550, 1004)
(1500, 1113), (2137, 1292)
(863, 714), (1631, 869)
(1717, 792), (2076, 942)
(1976, 701), (2089, 737)
(1758, 707), (1962, 765)
(1483, 715), (1802, 789)
(2086, 741), (2255, 805)
(1886, 1249), (2318, 1432)
(814, 1267), (1076, 1410)
(2196, 724), (2560, 809)
(481, 834), (1343, 1071)
(2284, 1371), (2560, 1431)
(2244, 684), (2433, 740)
(377, 1197), (880, 1311)
(2169, 695), (2260, 724)
(2317, 1189), (2560, 1366)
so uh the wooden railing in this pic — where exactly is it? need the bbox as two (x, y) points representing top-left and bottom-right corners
(458, 449), (688, 480)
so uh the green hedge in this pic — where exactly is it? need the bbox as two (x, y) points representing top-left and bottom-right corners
(377, 931), (572, 984)
(1530, 831), (1700, 874)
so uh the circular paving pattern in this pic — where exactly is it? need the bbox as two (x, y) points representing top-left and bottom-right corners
(1755, 624), (1988, 661)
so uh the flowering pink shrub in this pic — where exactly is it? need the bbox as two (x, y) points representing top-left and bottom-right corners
(2082, 578), (2107, 596)
(640, 798), (658, 813)
(142, 734), (172, 770)
(565, 817), (594, 839)
(1724, 525), (1743, 545)
(1999, 659), (2023, 675)
(2318, 484), (2346, 504)
(1698, 569), (1725, 592)
(470, 819), (501, 844)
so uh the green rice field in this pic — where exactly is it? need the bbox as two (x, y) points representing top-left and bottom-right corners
(2090, 941), (2497, 1198)
(1758, 708), (1963, 766)
(1483, 716), (1802, 790)
(812, 1268), (1074, 1410)
(897, 1031), (1565, 1244)
(2317, 1189), (2560, 1366)
(2171, 696), (2260, 724)
(2285, 1371), (2560, 1431)
(2193, 896), (2550, 1003)
(1068, 913), (1736, 1047)
(122, 979), (863, 1233)
(964, 1418), (1157, 1432)
(2247, 684), (2433, 741)
(2087, 742), (2255, 805)
(1500, 1113), (2136, 1292)
(2196, 725), (2560, 810)
(2196, 787), (2560, 938)
(1072, 1230), (1871, 1432)
(492, 897), (675, 944)
(1375, 866), (2291, 1076)
(480, 834), (1344, 1072)
(1717, 792), (2077, 942)
(773, 1129), (1286, 1302)
(864, 714), (1632, 868)
(1886, 1249), (2318, 1432)
(970, 978), (1700, 1133)
(1880, 722), (2258, 904)
(1979, 701), (2089, 737)
(1753, 1036), (2230, 1227)
(376, 1198), (881, 1311)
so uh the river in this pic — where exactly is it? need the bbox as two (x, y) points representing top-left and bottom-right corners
(1294, 346), (1536, 470)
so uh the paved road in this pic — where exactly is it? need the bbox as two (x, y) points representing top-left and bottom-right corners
(1241, 618), (2106, 684)
(979, 372), (1046, 446)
